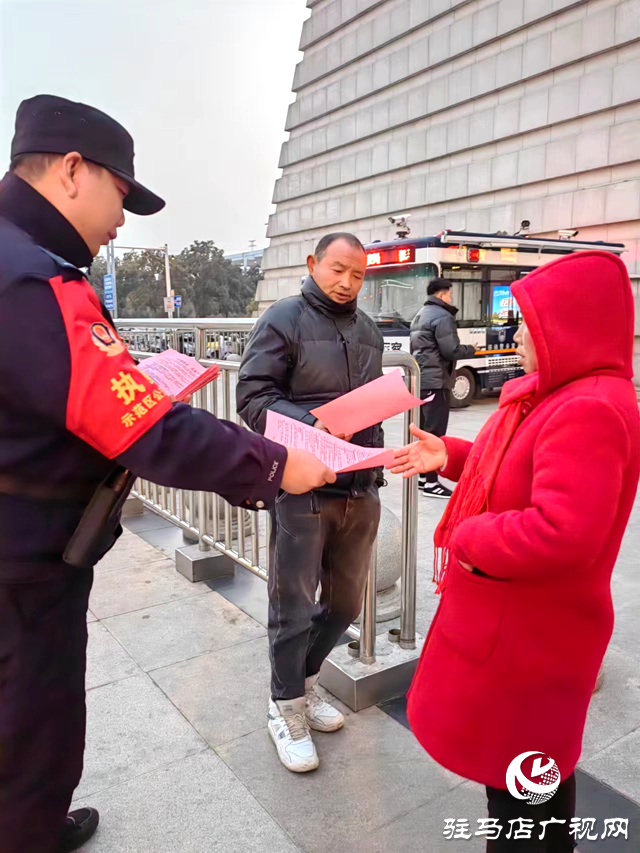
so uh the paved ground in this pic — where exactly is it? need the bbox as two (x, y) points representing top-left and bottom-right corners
(77, 401), (640, 852)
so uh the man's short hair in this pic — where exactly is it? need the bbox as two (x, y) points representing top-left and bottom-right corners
(427, 278), (453, 296)
(9, 153), (62, 181)
(314, 232), (365, 261)
(9, 152), (100, 182)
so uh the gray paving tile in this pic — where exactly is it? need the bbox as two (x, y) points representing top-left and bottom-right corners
(73, 750), (299, 853)
(611, 554), (640, 585)
(77, 673), (205, 800)
(103, 591), (266, 672)
(96, 534), (167, 574)
(580, 646), (640, 762)
(574, 770), (640, 851)
(151, 636), (271, 747)
(137, 525), (186, 559)
(89, 558), (208, 619)
(86, 622), (141, 690)
(610, 595), (640, 661)
(87, 609), (98, 623)
(359, 780), (486, 853)
(216, 706), (461, 853)
(611, 567), (640, 604)
(206, 563), (270, 628)
(582, 728), (640, 805)
(122, 508), (175, 534)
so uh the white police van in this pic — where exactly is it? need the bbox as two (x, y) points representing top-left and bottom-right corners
(359, 229), (626, 407)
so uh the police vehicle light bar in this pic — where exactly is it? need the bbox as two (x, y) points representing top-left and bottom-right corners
(439, 230), (626, 256)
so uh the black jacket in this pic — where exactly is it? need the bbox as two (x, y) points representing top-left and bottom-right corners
(237, 277), (384, 492)
(410, 296), (475, 390)
(0, 173), (287, 580)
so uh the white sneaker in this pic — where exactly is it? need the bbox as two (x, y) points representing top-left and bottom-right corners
(305, 675), (345, 733)
(268, 697), (319, 773)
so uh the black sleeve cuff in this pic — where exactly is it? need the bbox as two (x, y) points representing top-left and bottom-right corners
(241, 440), (288, 511)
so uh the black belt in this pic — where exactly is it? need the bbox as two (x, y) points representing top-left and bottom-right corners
(0, 473), (97, 503)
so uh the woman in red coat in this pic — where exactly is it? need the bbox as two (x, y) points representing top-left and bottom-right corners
(391, 251), (640, 851)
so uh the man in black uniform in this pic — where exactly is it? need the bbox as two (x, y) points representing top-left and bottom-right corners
(0, 95), (335, 853)
(410, 278), (476, 498)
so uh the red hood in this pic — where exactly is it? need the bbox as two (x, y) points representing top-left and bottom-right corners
(511, 251), (635, 396)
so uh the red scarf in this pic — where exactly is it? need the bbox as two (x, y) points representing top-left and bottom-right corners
(433, 373), (539, 594)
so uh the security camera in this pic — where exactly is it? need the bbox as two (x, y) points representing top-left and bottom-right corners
(558, 229), (579, 240)
(514, 220), (531, 237)
(389, 214), (412, 238)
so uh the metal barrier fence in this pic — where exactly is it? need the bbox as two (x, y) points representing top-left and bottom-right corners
(117, 318), (256, 360)
(117, 319), (420, 661)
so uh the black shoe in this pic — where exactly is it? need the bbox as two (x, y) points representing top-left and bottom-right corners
(60, 808), (99, 852)
(422, 482), (452, 499)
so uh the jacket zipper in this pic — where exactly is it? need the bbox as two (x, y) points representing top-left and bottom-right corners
(331, 324), (359, 493)
(337, 327), (353, 392)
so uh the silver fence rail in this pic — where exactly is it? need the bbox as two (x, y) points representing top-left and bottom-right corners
(117, 317), (256, 360)
(117, 319), (420, 660)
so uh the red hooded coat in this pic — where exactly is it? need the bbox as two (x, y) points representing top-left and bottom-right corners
(407, 251), (640, 789)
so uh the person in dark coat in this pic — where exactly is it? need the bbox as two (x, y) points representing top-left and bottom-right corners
(410, 278), (475, 498)
(0, 95), (334, 853)
(237, 233), (383, 773)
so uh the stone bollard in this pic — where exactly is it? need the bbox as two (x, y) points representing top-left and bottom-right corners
(355, 504), (402, 623)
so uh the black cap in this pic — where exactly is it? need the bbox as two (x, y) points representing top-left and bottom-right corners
(11, 95), (165, 216)
(427, 277), (452, 296)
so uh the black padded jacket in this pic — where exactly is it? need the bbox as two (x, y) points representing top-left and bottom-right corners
(410, 296), (475, 390)
(237, 276), (385, 493)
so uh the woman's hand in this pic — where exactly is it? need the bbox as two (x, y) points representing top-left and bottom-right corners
(388, 424), (448, 478)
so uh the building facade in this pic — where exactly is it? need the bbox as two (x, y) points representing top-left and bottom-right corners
(259, 0), (640, 341)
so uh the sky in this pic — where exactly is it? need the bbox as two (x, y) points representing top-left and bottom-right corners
(0, 0), (308, 257)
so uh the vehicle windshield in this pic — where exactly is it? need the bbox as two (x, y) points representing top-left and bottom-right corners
(359, 263), (438, 325)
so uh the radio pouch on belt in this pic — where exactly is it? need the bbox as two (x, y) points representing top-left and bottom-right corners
(64, 467), (137, 569)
